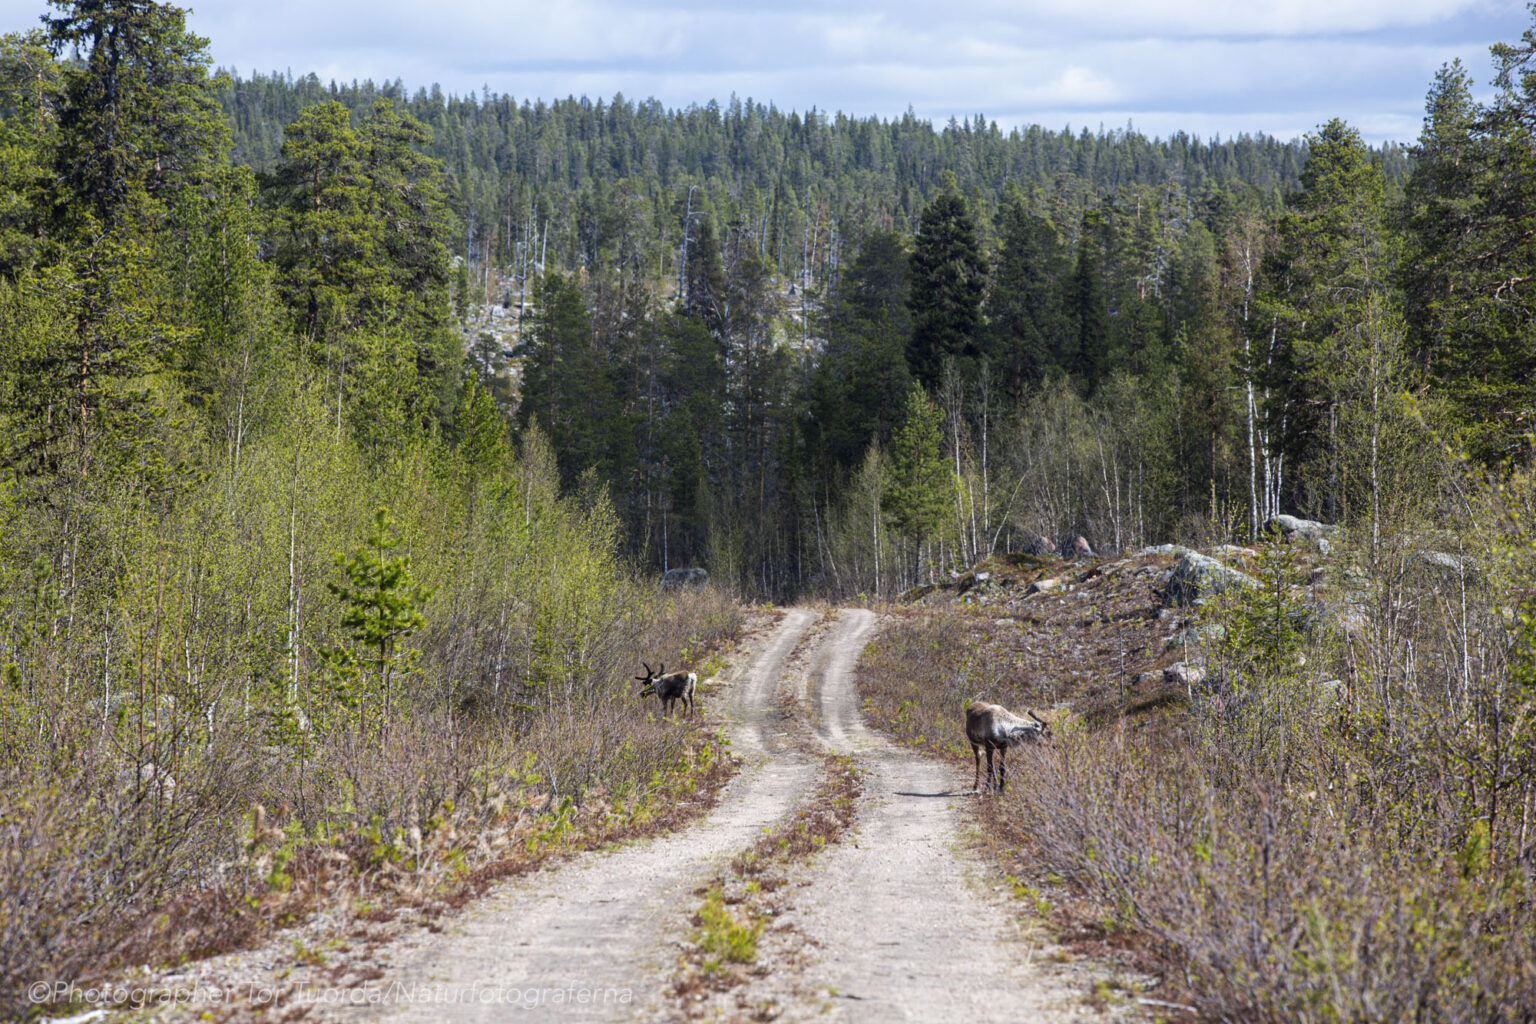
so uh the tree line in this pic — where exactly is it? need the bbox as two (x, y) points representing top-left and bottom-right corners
(204, 19), (1532, 598)
(5, 2), (1535, 608)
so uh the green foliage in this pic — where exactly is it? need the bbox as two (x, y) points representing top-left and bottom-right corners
(1068, 210), (1110, 388)
(807, 230), (913, 475)
(320, 507), (431, 736)
(882, 386), (953, 580)
(518, 270), (615, 489)
(984, 196), (1069, 398)
(695, 886), (761, 969)
(1210, 542), (1306, 684)
(907, 183), (986, 390)
(267, 98), (460, 446)
(1261, 119), (1404, 522)
(1401, 43), (1536, 464)
(0, 30), (62, 274)
(44, 0), (226, 234)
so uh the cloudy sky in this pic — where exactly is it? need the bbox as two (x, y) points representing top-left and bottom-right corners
(6, 0), (1532, 143)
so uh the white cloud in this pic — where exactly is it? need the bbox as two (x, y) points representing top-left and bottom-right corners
(0, 0), (1526, 143)
(987, 0), (1495, 37)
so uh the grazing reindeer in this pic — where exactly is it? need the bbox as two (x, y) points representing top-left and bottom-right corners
(635, 662), (698, 716)
(965, 702), (1049, 793)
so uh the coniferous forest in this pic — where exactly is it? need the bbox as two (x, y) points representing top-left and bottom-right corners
(5, 0), (1536, 1016)
(206, 42), (1503, 600)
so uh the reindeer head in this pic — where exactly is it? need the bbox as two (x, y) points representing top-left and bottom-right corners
(1026, 708), (1052, 740)
(635, 662), (663, 698)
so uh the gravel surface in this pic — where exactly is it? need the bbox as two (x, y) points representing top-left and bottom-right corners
(331, 608), (825, 1023)
(753, 609), (1105, 1022)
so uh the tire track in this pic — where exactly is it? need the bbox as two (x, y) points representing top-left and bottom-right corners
(778, 608), (1095, 1022)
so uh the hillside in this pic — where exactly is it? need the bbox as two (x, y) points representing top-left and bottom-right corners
(856, 517), (1536, 1019)
(4, 2), (1536, 1020)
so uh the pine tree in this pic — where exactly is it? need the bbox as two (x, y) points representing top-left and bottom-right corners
(320, 507), (431, 738)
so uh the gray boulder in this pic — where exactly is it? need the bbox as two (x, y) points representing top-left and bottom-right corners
(1164, 553), (1258, 607)
(1412, 549), (1478, 582)
(1212, 544), (1258, 560)
(1264, 514), (1339, 554)
(115, 762), (177, 805)
(1138, 543), (1194, 558)
(1062, 535), (1096, 559)
(1026, 576), (1063, 596)
(661, 567), (709, 589)
(1163, 661), (1207, 688)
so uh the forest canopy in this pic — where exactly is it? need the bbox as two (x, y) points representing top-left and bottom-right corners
(0, 0), (1530, 607)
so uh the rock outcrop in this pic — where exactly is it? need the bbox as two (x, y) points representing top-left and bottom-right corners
(1264, 514), (1340, 554)
(1163, 552), (1258, 607)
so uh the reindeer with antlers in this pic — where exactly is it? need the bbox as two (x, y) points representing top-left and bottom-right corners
(635, 662), (698, 717)
(965, 702), (1050, 793)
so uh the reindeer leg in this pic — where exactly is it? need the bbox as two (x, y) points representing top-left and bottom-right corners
(972, 744), (981, 794)
(985, 746), (996, 793)
(998, 745), (1007, 793)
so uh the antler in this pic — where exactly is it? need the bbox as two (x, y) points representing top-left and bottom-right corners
(636, 661), (654, 682)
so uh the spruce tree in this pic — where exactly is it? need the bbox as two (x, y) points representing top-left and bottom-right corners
(1403, 47), (1536, 462)
(907, 180), (986, 390)
(984, 198), (1069, 398)
(882, 386), (952, 583)
(321, 507), (431, 738)
(808, 230), (913, 475)
(1068, 214), (1110, 390)
(1261, 119), (1397, 519)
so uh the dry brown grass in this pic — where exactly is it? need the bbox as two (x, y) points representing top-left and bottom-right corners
(3, 588), (745, 1021)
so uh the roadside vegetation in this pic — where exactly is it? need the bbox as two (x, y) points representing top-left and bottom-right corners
(858, 481), (1536, 1019)
(0, 3), (742, 1016)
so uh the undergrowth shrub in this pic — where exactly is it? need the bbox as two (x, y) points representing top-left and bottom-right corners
(0, 411), (743, 1018)
(858, 489), (1536, 1019)
(1007, 502), (1536, 1020)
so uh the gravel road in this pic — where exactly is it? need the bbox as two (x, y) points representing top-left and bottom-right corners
(324, 607), (1108, 1022)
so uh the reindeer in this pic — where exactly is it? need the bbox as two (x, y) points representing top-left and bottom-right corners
(635, 662), (698, 717)
(965, 702), (1049, 793)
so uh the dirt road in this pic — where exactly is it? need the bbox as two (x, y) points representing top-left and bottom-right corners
(319, 608), (1101, 1022)
(779, 608), (1093, 1021)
